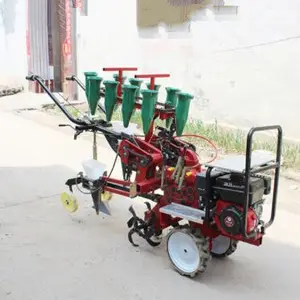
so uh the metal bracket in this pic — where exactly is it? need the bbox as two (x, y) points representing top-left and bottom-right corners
(129, 182), (138, 198)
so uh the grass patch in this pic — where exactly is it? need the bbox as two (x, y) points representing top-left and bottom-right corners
(46, 103), (300, 171)
(111, 110), (300, 170)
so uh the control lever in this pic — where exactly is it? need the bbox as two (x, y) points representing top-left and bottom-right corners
(58, 124), (82, 139)
(74, 129), (83, 140)
(59, 124), (75, 130)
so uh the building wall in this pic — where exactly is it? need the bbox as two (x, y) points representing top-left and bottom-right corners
(0, 0), (27, 88)
(77, 0), (300, 139)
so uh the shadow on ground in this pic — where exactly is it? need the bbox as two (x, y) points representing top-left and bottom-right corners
(0, 165), (298, 299)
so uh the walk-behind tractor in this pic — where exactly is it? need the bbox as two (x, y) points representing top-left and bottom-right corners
(26, 67), (282, 278)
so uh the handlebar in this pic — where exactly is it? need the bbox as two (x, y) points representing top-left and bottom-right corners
(66, 76), (75, 81)
(26, 74), (37, 81)
(26, 75), (86, 126)
(242, 125), (282, 238)
(64, 75), (106, 114)
(25, 74), (121, 139)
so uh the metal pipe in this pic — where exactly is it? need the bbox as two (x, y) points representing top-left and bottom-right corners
(242, 125), (283, 238)
(93, 131), (97, 160)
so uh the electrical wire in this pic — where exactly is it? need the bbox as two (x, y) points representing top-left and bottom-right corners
(106, 151), (120, 180)
(174, 134), (218, 164)
(75, 172), (101, 195)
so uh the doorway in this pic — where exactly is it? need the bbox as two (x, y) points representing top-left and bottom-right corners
(27, 0), (78, 98)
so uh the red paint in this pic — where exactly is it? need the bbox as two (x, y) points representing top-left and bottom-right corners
(64, 0), (72, 57)
(103, 67), (138, 97)
(134, 73), (170, 142)
(134, 74), (170, 79)
(91, 128), (264, 247)
(103, 68), (138, 71)
(213, 200), (261, 245)
(75, 0), (83, 8)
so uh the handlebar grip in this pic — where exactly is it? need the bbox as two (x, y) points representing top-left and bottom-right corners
(66, 76), (74, 81)
(26, 75), (36, 81)
(59, 124), (68, 127)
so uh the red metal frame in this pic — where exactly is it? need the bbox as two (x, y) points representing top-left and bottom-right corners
(99, 132), (263, 247)
(134, 73), (170, 142)
(134, 73), (170, 90)
(103, 67), (138, 97)
(81, 68), (266, 247)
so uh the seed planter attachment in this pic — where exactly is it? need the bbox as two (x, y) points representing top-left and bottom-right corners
(26, 72), (283, 280)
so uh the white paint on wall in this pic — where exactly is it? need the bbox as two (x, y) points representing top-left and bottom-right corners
(0, 0), (27, 88)
(76, 0), (300, 139)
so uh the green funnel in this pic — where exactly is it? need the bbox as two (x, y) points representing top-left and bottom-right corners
(140, 89), (158, 135)
(113, 73), (127, 84)
(84, 72), (98, 98)
(87, 76), (102, 116)
(129, 78), (143, 97)
(146, 83), (161, 91)
(103, 80), (118, 122)
(128, 78), (143, 117)
(122, 85), (138, 128)
(165, 87), (180, 128)
(175, 92), (194, 136)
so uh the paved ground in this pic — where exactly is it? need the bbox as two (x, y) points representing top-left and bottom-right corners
(0, 97), (300, 299)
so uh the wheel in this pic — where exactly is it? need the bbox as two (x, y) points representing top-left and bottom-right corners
(210, 235), (238, 258)
(60, 192), (79, 213)
(166, 226), (211, 277)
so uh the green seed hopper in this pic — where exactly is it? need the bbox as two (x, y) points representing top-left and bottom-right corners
(80, 68), (194, 138)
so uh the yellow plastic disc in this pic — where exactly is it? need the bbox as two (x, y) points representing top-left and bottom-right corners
(60, 192), (79, 213)
(101, 191), (113, 202)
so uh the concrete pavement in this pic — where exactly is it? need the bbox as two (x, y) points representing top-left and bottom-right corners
(0, 104), (299, 299)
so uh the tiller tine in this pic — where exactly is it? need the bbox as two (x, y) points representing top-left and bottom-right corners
(127, 204), (161, 248)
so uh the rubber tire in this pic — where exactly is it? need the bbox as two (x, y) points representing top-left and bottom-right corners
(211, 238), (238, 258)
(166, 226), (211, 278)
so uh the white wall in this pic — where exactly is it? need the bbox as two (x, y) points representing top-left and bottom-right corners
(77, 0), (300, 139)
(0, 0), (27, 88)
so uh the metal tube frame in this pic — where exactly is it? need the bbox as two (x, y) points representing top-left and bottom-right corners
(242, 125), (282, 238)
(203, 125), (283, 240)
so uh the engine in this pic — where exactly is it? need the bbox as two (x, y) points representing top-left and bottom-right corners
(196, 171), (272, 238)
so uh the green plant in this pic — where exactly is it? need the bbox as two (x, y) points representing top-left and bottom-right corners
(53, 104), (300, 170)
(112, 111), (300, 170)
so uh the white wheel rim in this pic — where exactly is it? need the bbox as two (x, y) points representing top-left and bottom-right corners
(211, 235), (231, 255)
(167, 231), (200, 274)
